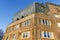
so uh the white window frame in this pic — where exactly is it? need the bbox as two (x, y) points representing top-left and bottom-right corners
(40, 31), (54, 39)
(22, 20), (30, 27)
(6, 36), (9, 40)
(54, 14), (60, 18)
(57, 23), (60, 27)
(50, 32), (54, 39)
(40, 19), (51, 25)
(21, 31), (30, 39)
(40, 31), (44, 38)
(15, 24), (19, 29)
(12, 34), (16, 40)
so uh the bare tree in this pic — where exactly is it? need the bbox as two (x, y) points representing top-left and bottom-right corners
(0, 29), (4, 40)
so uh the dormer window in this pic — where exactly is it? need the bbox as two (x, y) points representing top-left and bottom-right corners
(16, 18), (19, 20)
(21, 16), (24, 18)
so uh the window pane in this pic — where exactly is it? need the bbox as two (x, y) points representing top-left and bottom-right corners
(43, 20), (45, 24)
(44, 20), (46, 25)
(15, 25), (19, 29)
(28, 20), (30, 25)
(23, 32), (26, 38)
(44, 32), (47, 37)
(49, 21), (51, 25)
(25, 21), (27, 26)
(51, 32), (54, 39)
(21, 33), (23, 39)
(46, 20), (50, 25)
(40, 19), (43, 24)
(40, 19), (51, 25)
(54, 14), (60, 18)
(40, 31), (44, 38)
(40, 31), (42, 37)
(45, 20), (47, 25)
(22, 22), (25, 27)
(22, 20), (30, 27)
(13, 34), (16, 40)
(40, 31), (54, 39)
(26, 20), (30, 26)
(47, 32), (50, 38)
(21, 31), (30, 39)
(6, 36), (9, 40)
(57, 23), (60, 27)
(27, 31), (30, 38)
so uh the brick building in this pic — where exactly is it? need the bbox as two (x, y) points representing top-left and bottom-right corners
(3, 2), (60, 40)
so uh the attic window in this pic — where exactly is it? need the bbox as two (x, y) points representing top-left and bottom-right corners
(17, 18), (19, 20)
(21, 16), (24, 18)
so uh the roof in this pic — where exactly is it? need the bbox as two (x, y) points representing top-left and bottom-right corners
(12, 2), (60, 22)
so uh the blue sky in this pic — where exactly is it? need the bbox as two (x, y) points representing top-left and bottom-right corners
(0, 0), (60, 32)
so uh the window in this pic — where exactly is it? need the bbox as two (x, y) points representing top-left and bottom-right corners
(40, 31), (54, 39)
(23, 32), (27, 38)
(40, 31), (44, 38)
(40, 19), (51, 25)
(21, 31), (30, 39)
(54, 14), (60, 18)
(44, 32), (47, 38)
(16, 18), (19, 21)
(15, 25), (19, 29)
(22, 20), (31, 27)
(21, 16), (24, 18)
(6, 36), (9, 40)
(47, 32), (50, 38)
(12, 34), (16, 40)
(26, 20), (30, 26)
(8, 27), (12, 32)
(50, 32), (54, 39)
(57, 23), (60, 27)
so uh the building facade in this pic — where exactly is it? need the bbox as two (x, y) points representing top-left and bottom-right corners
(3, 2), (60, 40)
